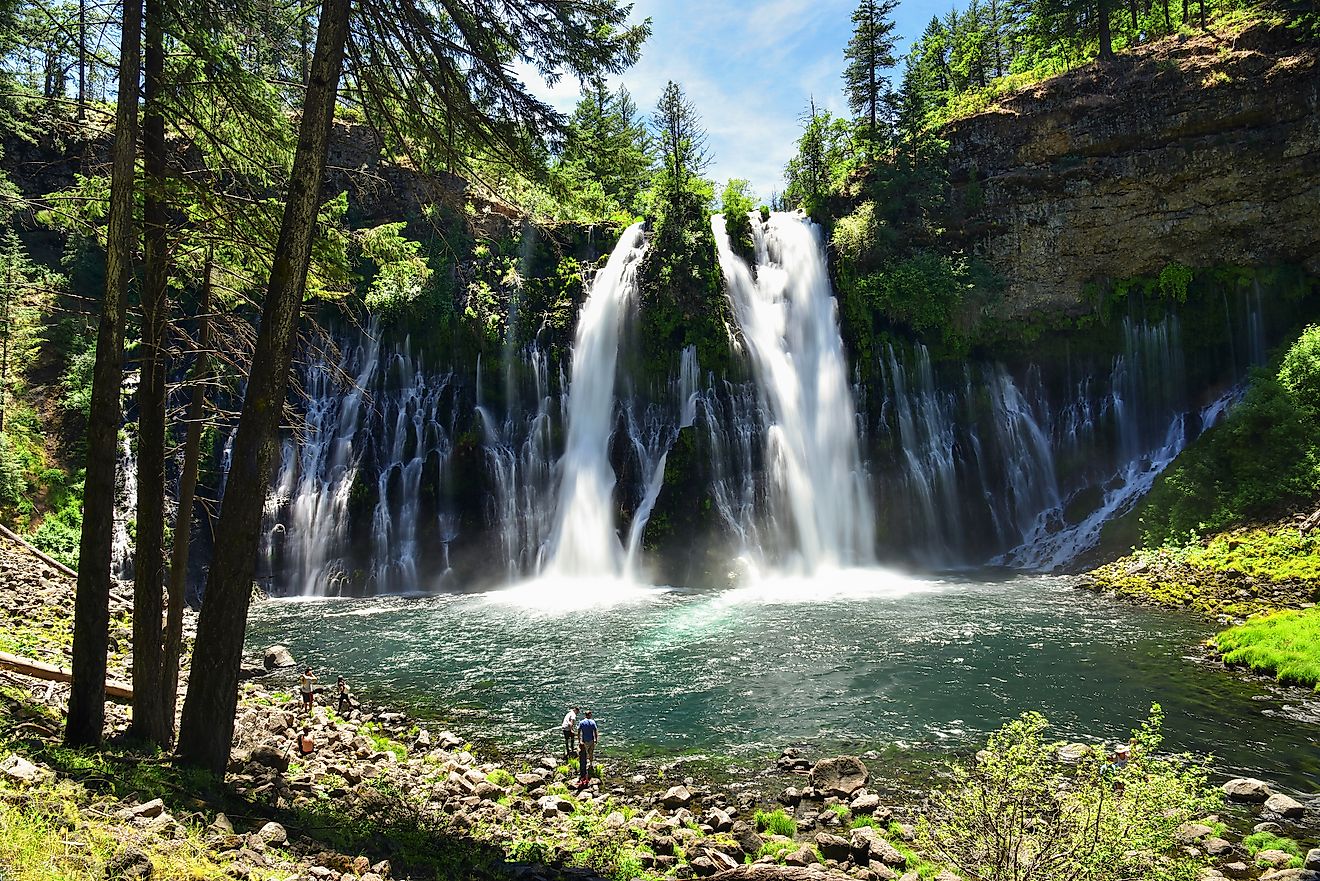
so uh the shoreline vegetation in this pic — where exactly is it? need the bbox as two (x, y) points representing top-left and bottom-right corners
(2, 534), (1319, 881)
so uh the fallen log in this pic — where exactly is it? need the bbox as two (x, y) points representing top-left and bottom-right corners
(0, 650), (132, 701)
(0, 524), (78, 578)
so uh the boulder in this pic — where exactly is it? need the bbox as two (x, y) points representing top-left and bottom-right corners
(1257, 850), (1298, 869)
(0, 753), (42, 784)
(1265, 793), (1306, 818)
(1222, 778), (1272, 803)
(707, 807), (734, 832)
(256, 821), (288, 847)
(811, 756), (869, 798)
(709, 850), (740, 872)
(210, 813), (234, 834)
(662, 785), (693, 808)
(262, 645), (295, 670)
(106, 845), (154, 880)
(1308, 851), (1320, 872)
(850, 792), (881, 813)
(1205, 838), (1235, 857)
(816, 832), (852, 861)
(688, 855), (718, 877)
(784, 847), (817, 867)
(1177, 823), (1215, 843)
(249, 746), (290, 773)
(130, 798), (166, 819)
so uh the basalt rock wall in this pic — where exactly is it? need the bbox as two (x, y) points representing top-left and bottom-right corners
(946, 23), (1320, 318)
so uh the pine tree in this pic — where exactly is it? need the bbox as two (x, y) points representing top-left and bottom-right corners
(843, 0), (900, 152)
(652, 81), (710, 203)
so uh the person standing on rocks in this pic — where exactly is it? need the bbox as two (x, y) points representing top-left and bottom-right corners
(336, 676), (354, 714)
(561, 705), (579, 758)
(299, 666), (317, 711)
(576, 710), (599, 787)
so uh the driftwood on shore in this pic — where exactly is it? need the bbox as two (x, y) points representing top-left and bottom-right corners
(0, 650), (133, 701)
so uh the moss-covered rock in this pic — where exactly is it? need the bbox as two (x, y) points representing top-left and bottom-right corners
(636, 191), (735, 378)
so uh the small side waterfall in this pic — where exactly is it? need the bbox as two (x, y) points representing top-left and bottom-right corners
(260, 327), (458, 595)
(712, 212), (876, 572)
(544, 223), (648, 577)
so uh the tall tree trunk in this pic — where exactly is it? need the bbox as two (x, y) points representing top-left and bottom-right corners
(1182, 0), (1188, 25)
(1130, 0), (1139, 33)
(175, 0), (351, 775)
(1098, 0), (1114, 60)
(161, 257), (212, 740)
(77, 0), (86, 120)
(65, 0), (141, 749)
(1164, 0), (1172, 30)
(131, 0), (169, 746)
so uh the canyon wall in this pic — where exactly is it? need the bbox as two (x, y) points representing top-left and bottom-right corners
(946, 23), (1320, 318)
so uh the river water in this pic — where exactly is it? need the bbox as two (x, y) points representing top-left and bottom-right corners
(246, 570), (1320, 792)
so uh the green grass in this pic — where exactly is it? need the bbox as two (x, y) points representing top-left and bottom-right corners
(1243, 831), (1305, 868)
(850, 815), (880, 829)
(1185, 528), (1320, 583)
(486, 768), (514, 788)
(1216, 607), (1320, 691)
(754, 808), (797, 838)
(826, 802), (850, 820)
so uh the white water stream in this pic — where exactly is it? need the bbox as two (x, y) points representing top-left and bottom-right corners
(712, 212), (877, 573)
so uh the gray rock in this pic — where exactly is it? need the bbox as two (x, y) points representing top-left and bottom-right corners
(262, 644), (295, 669)
(1222, 777), (1272, 803)
(1265, 793), (1306, 818)
(784, 847), (816, 867)
(816, 832), (852, 861)
(130, 798), (166, 819)
(706, 807), (733, 832)
(810, 756), (869, 798)
(850, 792), (881, 812)
(106, 844), (154, 880)
(1177, 822), (1215, 843)
(256, 821), (288, 847)
(688, 855), (718, 877)
(1205, 838), (1234, 856)
(209, 812), (234, 834)
(249, 746), (289, 773)
(0, 753), (41, 784)
(662, 784), (693, 808)
(1257, 849), (1298, 869)
(1057, 743), (1090, 763)
(1308, 850), (1320, 872)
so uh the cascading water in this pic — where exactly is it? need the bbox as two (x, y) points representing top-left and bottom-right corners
(712, 212), (876, 573)
(260, 328), (458, 596)
(543, 223), (648, 577)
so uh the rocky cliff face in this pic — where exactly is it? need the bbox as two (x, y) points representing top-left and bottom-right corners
(946, 23), (1320, 318)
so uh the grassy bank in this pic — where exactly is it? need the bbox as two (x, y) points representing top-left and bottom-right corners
(1215, 607), (1320, 692)
(1082, 522), (1320, 618)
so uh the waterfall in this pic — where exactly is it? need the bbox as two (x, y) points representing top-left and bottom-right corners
(712, 212), (876, 572)
(111, 429), (137, 581)
(544, 223), (648, 577)
(261, 326), (457, 596)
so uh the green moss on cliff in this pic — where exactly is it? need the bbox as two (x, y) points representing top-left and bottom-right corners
(637, 190), (734, 376)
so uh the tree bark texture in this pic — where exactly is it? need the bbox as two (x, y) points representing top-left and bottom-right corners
(65, 0), (141, 749)
(175, 0), (352, 774)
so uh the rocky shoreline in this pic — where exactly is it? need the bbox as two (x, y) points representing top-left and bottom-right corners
(2, 534), (1319, 881)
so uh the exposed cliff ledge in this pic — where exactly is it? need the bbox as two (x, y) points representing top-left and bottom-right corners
(946, 23), (1320, 318)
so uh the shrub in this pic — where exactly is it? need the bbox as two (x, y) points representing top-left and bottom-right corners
(486, 768), (515, 788)
(923, 706), (1219, 881)
(754, 808), (797, 838)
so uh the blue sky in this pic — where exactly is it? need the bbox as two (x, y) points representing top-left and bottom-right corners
(521, 0), (947, 201)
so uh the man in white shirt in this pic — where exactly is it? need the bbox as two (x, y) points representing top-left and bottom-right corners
(561, 706), (579, 757)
